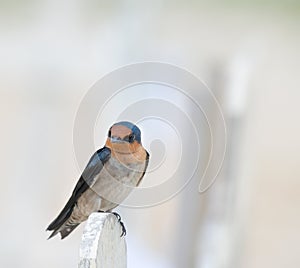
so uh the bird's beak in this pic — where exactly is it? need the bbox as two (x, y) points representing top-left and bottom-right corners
(110, 137), (126, 143)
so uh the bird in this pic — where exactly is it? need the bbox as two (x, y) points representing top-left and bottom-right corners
(47, 121), (149, 239)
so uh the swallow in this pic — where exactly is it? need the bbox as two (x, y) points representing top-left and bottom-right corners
(47, 121), (149, 239)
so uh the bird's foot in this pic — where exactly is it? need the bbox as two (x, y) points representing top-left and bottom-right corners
(112, 212), (126, 237)
(112, 212), (121, 221)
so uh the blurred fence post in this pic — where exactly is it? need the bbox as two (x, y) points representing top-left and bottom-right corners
(79, 212), (127, 268)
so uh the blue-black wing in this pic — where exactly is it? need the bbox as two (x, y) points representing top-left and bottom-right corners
(47, 147), (111, 233)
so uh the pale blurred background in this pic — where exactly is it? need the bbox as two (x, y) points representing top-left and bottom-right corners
(1, 0), (300, 267)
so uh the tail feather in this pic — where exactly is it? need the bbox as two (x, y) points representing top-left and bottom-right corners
(47, 229), (59, 240)
(47, 176), (90, 238)
(47, 197), (75, 231)
(47, 197), (78, 239)
(47, 223), (80, 240)
(60, 224), (80, 239)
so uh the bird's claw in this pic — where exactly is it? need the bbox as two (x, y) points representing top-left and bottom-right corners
(112, 212), (126, 237)
(112, 212), (121, 221)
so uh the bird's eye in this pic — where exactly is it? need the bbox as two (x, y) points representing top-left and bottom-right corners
(108, 129), (111, 137)
(128, 133), (135, 143)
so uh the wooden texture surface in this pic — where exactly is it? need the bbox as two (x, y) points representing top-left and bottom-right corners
(79, 213), (126, 268)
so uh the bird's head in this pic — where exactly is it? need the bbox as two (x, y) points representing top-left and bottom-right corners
(105, 121), (142, 154)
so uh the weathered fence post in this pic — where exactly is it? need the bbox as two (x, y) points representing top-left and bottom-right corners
(79, 212), (127, 268)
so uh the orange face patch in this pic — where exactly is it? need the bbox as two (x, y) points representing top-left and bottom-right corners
(105, 139), (138, 154)
(105, 139), (146, 163)
(105, 124), (146, 164)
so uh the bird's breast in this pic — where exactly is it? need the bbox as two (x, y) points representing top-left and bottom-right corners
(91, 152), (147, 205)
(106, 156), (145, 183)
